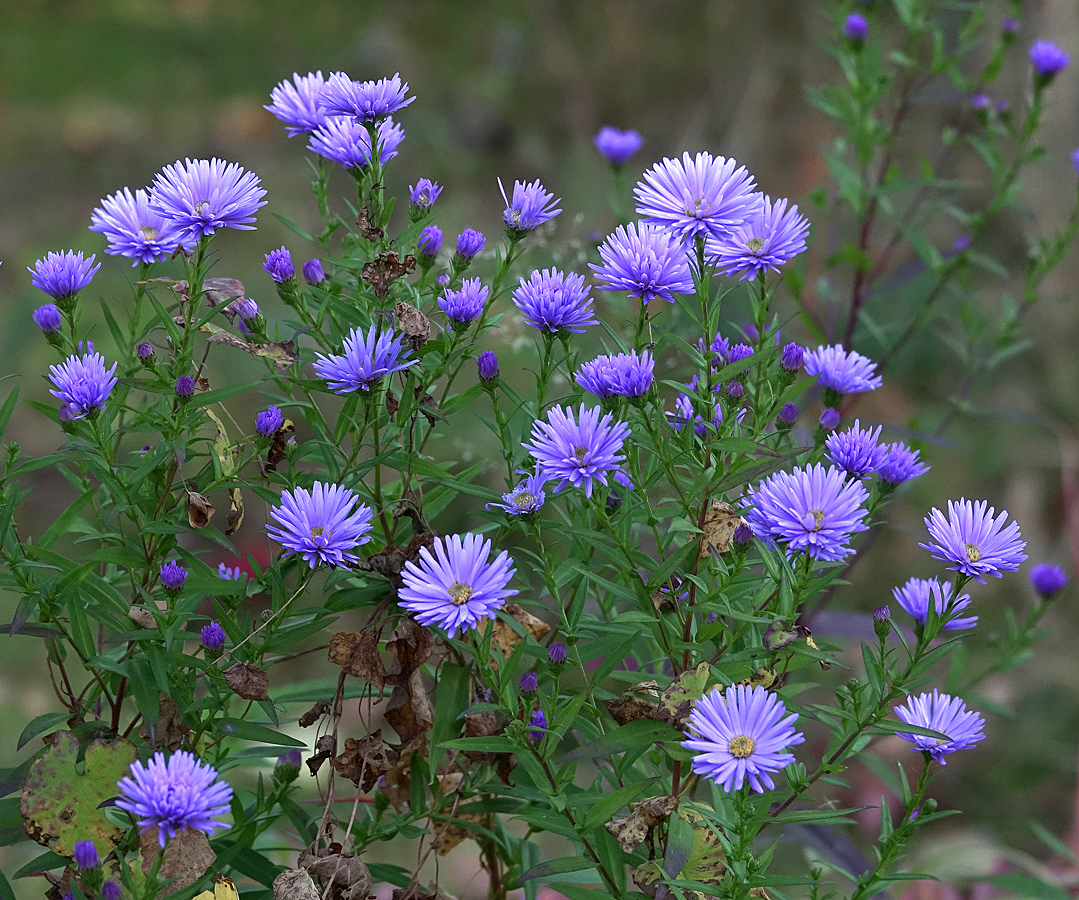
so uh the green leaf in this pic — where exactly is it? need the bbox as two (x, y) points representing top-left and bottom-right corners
(215, 718), (306, 747)
(430, 663), (470, 771)
(559, 720), (682, 763)
(513, 856), (596, 887)
(17, 713), (70, 751)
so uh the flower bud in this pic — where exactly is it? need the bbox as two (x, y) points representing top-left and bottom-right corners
(476, 350), (499, 383)
(519, 672), (538, 693)
(175, 375), (195, 400)
(160, 559), (188, 592)
(548, 642), (567, 665)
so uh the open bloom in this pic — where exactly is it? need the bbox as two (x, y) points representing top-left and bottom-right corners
(409, 178), (442, 214)
(576, 349), (654, 399)
(48, 348), (118, 418)
(263, 246), (295, 283)
(744, 463), (869, 562)
(876, 442), (930, 485)
(893, 576), (977, 631)
(267, 482), (374, 568)
(486, 471), (549, 516)
(590, 222), (695, 303)
(439, 278), (488, 325)
(499, 178), (561, 233)
(116, 751), (233, 847)
(524, 404), (630, 497)
(307, 117), (404, 169)
(825, 420), (887, 478)
(150, 158), (266, 242)
(513, 268), (597, 334)
(319, 71), (414, 122)
(919, 499), (1027, 582)
(803, 344), (883, 395)
(707, 195), (810, 280)
(264, 71), (328, 136)
(398, 533), (518, 637)
(635, 151), (757, 244)
(313, 324), (416, 393)
(683, 684), (804, 793)
(29, 251), (101, 300)
(90, 188), (190, 265)
(895, 690), (985, 763)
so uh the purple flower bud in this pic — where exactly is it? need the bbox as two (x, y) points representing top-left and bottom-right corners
(725, 381), (744, 400)
(303, 258), (326, 286)
(995, 98), (1010, 114)
(73, 839), (99, 870)
(233, 297), (261, 322)
(263, 246), (295, 284)
(528, 708), (547, 741)
(201, 621), (226, 652)
(476, 350), (499, 382)
(455, 228), (486, 261)
(520, 672), (538, 693)
(776, 403), (798, 428)
(418, 224), (442, 258)
(1030, 563), (1068, 599)
(58, 403), (78, 424)
(136, 341), (154, 360)
(873, 605), (891, 640)
(33, 304), (62, 334)
(435, 273), (450, 287)
(819, 407), (841, 431)
(873, 605), (890, 622)
(160, 559), (188, 592)
(780, 343), (803, 373)
(953, 235), (971, 253)
(844, 13), (868, 43)
(733, 522), (754, 547)
(970, 92), (991, 111)
(1002, 17), (1019, 35)
(548, 641), (567, 665)
(1030, 40), (1070, 81)
(726, 343), (754, 367)
(409, 178), (442, 217)
(256, 406), (284, 438)
(102, 882), (122, 900)
(175, 375), (195, 399)
(281, 748), (302, 767)
(593, 126), (644, 167)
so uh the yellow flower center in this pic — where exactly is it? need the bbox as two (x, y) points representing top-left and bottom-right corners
(140, 225), (159, 241)
(310, 526), (325, 538)
(515, 492), (534, 507)
(965, 543), (981, 563)
(747, 237), (765, 254)
(194, 199), (210, 216)
(573, 446), (588, 463)
(808, 509), (826, 531)
(448, 582), (473, 606)
(728, 735), (756, 758)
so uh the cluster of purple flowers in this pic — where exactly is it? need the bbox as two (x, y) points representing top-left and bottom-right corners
(576, 349), (654, 399)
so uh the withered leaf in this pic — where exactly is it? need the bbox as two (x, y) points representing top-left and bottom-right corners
(203, 327), (301, 370)
(128, 605), (157, 630)
(173, 277), (246, 315)
(738, 667), (779, 689)
(699, 500), (745, 557)
(385, 675), (433, 745)
(222, 661), (269, 701)
(331, 730), (392, 791)
(380, 736), (425, 811)
(362, 251), (415, 300)
(225, 487), (244, 535)
(606, 795), (679, 852)
(491, 603), (551, 659)
(604, 695), (662, 726)
(395, 301), (431, 351)
(140, 827), (215, 892)
(433, 811), (489, 856)
(659, 662), (711, 728)
(187, 491), (216, 528)
(328, 632), (386, 687)
(138, 695), (189, 751)
(267, 419), (296, 471)
(299, 699), (331, 729)
(298, 848), (372, 900)
(763, 619), (800, 652)
(385, 389), (399, 416)
(273, 869), (320, 900)
(355, 206), (384, 243)
(307, 734), (335, 776)
(460, 711), (503, 765)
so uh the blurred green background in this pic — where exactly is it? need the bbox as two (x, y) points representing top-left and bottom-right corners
(2, 0), (1079, 895)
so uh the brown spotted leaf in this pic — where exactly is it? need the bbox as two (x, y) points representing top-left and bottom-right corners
(187, 491), (216, 528)
(659, 663), (710, 727)
(355, 207), (384, 242)
(395, 301), (431, 351)
(699, 500), (745, 557)
(128, 606), (157, 630)
(223, 661), (269, 701)
(225, 488), (244, 535)
(298, 699), (331, 729)
(433, 811), (489, 855)
(331, 730), (392, 791)
(362, 251), (415, 299)
(267, 419), (296, 470)
(328, 632), (386, 687)
(140, 827), (215, 892)
(299, 847), (372, 900)
(307, 734), (335, 776)
(491, 603), (551, 659)
(201, 324), (300, 370)
(273, 869), (320, 900)
(137, 695), (189, 751)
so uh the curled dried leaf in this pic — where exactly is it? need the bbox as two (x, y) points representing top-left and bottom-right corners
(225, 488), (244, 536)
(128, 606), (157, 630)
(187, 491), (217, 529)
(299, 699), (331, 729)
(433, 811), (489, 856)
(222, 661), (269, 701)
(395, 301), (431, 351)
(328, 632), (386, 687)
(362, 251), (415, 299)
(273, 870), (320, 900)
(267, 419), (296, 470)
(699, 500), (745, 557)
(491, 603), (551, 660)
(139, 826), (215, 892)
(307, 734), (335, 776)
(331, 731), (392, 791)
(356, 207), (384, 242)
(299, 847), (371, 900)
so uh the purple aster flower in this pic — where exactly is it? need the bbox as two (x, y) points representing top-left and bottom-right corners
(725, 381), (744, 401)
(263, 246), (295, 283)
(303, 258), (326, 286)
(200, 621), (226, 652)
(90, 187), (190, 265)
(590, 221), (695, 303)
(102, 882), (122, 900)
(520, 672), (538, 693)
(1002, 17), (1019, 35)
(895, 690), (985, 764)
(136, 342), (155, 361)
(893, 576), (977, 631)
(776, 403), (798, 429)
(780, 343), (803, 373)
(528, 709), (547, 741)
(819, 408), (841, 431)
(1030, 562), (1068, 599)
(970, 92), (991, 111)
(47, 349), (118, 418)
(513, 268), (597, 334)
(418, 224), (443, 258)
(73, 839), (99, 870)
(319, 71), (414, 123)
(439, 278), (488, 326)
(708, 196), (810, 280)
(33, 304), (62, 334)
(576, 349), (654, 399)
(435, 273), (450, 287)
(667, 381), (725, 437)
(876, 442), (930, 485)
(634, 151), (757, 245)
(919, 499), (1027, 583)
(308, 117), (405, 169)
(256, 406), (284, 437)
(593, 126), (644, 167)
(487, 471), (548, 516)
(524, 404), (630, 497)
(160, 560), (187, 592)
(825, 420), (887, 478)
(744, 463), (870, 562)
(116, 750), (233, 847)
(313, 324), (416, 393)
(398, 533), (518, 637)
(1029, 40), (1070, 80)
(150, 159), (266, 243)
(477, 351), (499, 382)
(499, 178), (562, 234)
(733, 522), (754, 547)
(175, 375), (196, 399)
(455, 228), (486, 261)
(706, 332), (731, 364)
(267, 482), (374, 568)
(409, 178), (442, 216)
(548, 642), (567, 664)
(218, 562), (243, 580)
(682, 684), (804, 794)
(803, 344), (883, 395)
(29, 251), (101, 300)
(726, 343), (755, 370)
(265, 71), (328, 136)
(844, 13), (868, 43)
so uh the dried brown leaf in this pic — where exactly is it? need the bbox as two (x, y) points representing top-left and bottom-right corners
(273, 869), (320, 900)
(355, 207), (384, 242)
(491, 603), (551, 659)
(699, 500), (745, 557)
(362, 251), (415, 299)
(331, 730), (392, 791)
(328, 632), (386, 686)
(137, 695), (189, 751)
(299, 699), (331, 729)
(140, 827), (215, 892)
(225, 487), (244, 535)
(267, 419), (296, 470)
(380, 737), (425, 811)
(299, 847), (372, 900)
(307, 734), (335, 776)
(433, 811), (489, 855)
(222, 661), (269, 701)
(127, 606), (157, 630)
(395, 301), (431, 351)
(187, 491), (216, 528)
(203, 326), (301, 370)
(603, 695), (663, 726)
